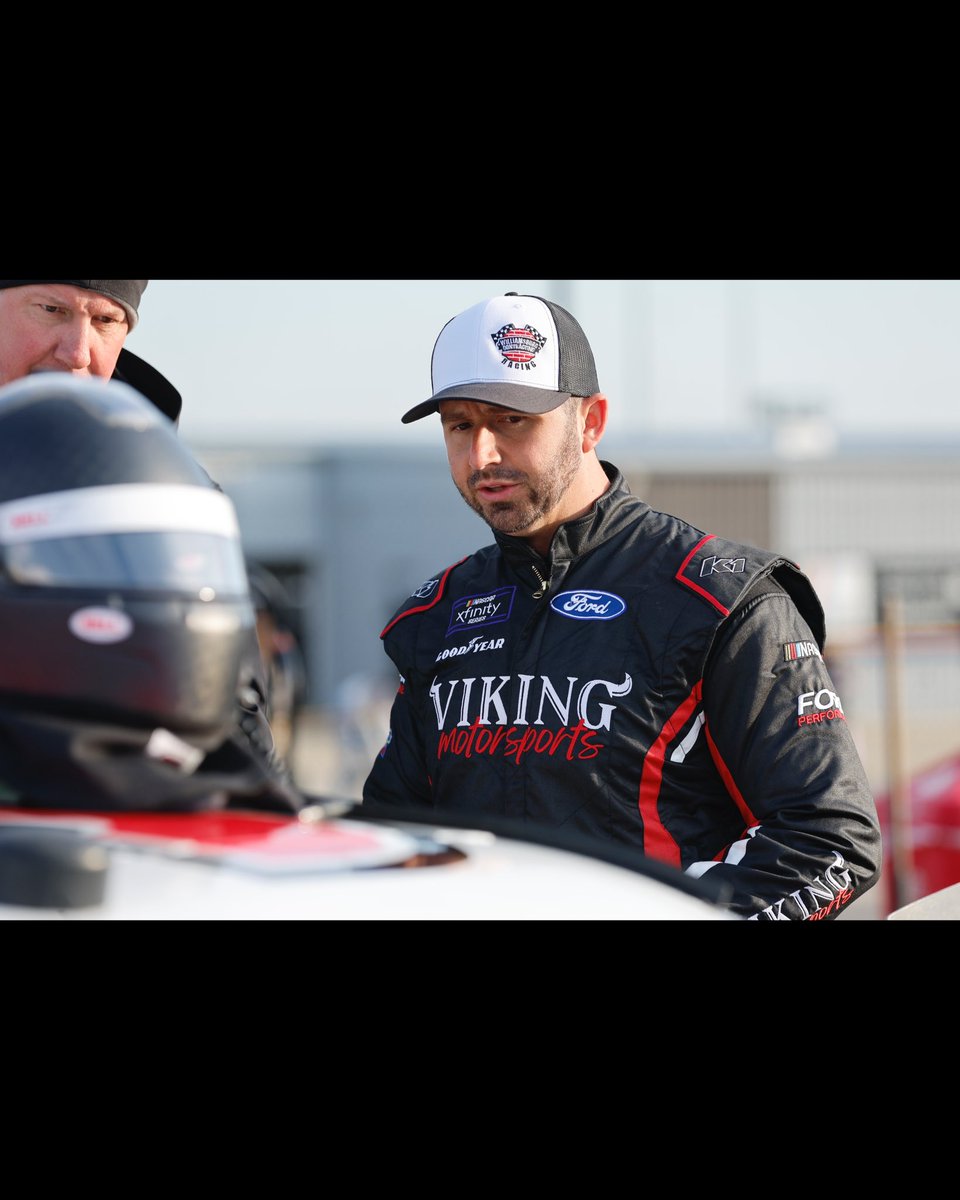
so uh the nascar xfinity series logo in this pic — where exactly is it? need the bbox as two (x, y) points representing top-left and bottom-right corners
(447, 586), (515, 637)
(550, 590), (626, 620)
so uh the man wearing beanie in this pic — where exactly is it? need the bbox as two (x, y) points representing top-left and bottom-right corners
(0, 279), (181, 423)
(0, 278), (299, 807)
(362, 290), (884, 922)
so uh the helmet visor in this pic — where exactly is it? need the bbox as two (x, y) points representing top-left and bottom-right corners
(0, 484), (249, 597)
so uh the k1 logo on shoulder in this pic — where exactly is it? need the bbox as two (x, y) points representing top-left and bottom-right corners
(700, 556), (746, 577)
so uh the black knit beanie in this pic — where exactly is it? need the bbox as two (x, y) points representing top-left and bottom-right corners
(0, 280), (147, 328)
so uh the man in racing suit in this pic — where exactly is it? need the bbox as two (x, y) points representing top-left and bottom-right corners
(362, 292), (883, 921)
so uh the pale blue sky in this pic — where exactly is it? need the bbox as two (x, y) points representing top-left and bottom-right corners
(125, 279), (960, 451)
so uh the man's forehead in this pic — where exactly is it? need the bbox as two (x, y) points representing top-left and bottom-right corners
(9, 282), (126, 312)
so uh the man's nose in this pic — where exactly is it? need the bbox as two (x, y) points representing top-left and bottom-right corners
(52, 321), (93, 370)
(469, 426), (501, 470)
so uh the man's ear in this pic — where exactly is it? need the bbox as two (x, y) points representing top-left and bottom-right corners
(581, 393), (608, 451)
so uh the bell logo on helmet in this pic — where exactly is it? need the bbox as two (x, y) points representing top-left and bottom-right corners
(68, 607), (134, 645)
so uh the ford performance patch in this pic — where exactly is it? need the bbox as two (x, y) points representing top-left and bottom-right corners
(446, 586), (516, 637)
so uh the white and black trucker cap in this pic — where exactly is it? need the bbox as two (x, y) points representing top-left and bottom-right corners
(401, 292), (600, 424)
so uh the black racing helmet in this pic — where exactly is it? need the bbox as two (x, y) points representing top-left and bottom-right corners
(0, 373), (255, 742)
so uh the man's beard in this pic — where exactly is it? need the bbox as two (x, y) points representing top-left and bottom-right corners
(454, 425), (582, 536)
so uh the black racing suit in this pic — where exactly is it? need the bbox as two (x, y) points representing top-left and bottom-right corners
(362, 462), (883, 921)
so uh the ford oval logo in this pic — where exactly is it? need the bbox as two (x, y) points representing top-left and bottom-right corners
(549, 590), (626, 621)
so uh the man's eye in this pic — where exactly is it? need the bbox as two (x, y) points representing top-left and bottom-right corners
(40, 305), (62, 315)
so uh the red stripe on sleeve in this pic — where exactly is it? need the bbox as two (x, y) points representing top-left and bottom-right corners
(703, 719), (757, 829)
(638, 680), (703, 867)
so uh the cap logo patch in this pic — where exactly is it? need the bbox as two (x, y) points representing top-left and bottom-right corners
(492, 323), (547, 372)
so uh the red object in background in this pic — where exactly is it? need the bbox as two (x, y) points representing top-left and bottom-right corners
(876, 752), (960, 911)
